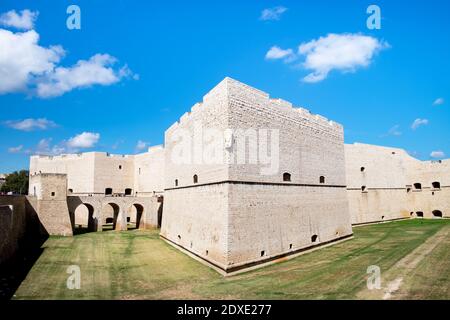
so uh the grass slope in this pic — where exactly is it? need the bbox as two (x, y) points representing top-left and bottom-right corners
(13, 219), (450, 300)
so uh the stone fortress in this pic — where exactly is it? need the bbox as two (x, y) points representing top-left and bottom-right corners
(2, 77), (448, 274)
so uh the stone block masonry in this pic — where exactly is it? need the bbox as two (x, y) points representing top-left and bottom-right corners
(161, 77), (353, 272)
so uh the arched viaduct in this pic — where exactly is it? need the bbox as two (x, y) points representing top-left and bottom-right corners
(67, 195), (163, 233)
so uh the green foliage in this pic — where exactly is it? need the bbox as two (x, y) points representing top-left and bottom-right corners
(0, 170), (29, 194)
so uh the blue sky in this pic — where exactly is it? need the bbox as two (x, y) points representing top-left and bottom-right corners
(0, 0), (449, 172)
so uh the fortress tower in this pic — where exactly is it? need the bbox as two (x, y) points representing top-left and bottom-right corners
(160, 77), (353, 273)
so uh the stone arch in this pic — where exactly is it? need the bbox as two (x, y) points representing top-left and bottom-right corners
(283, 172), (291, 182)
(128, 203), (144, 230)
(319, 176), (325, 184)
(102, 202), (121, 231)
(73, 203), (96, 234)
(432, 210), (443, 218)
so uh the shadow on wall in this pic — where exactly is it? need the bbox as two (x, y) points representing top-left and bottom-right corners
(157, 198), (163, 228)
(0, 196), (49, 300)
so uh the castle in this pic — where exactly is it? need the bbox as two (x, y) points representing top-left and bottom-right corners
(7, 77), (447, 274)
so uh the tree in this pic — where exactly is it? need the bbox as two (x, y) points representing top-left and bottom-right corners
(0, 170), (29, 194)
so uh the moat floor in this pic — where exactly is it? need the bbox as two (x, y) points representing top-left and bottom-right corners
(13, 219), (450, 300)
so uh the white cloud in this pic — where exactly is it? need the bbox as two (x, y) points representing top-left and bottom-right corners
(8, 145), (23, 153)
(433, 98), (444, 106)
(135, 140), (148, 152)
(36, 54), (134, 98)
(35, 138), (57, 155)
(33, 132), (100, 156)
(0, 9), (38, 30)
(0, 28), (64, 94)
(260, 6), (287, 21)
(385, 125), (402, 137)
(265, 46), (295, 62)
(67, 132), (100, 149)
(0, 12), (136, 98)
(411, 118), (428, 130)
(430, 151), (445, 159)
(298, 33), (389, 83)
(5, 118), (57, 131)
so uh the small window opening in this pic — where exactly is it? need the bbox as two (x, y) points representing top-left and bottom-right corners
(175, 179), (178, 187)
(193, 174), (198, 184)
(319, 176), (325, 184)
(360, 167), (365, 172)
(413, 183), (422, 190)
(432, 182), (440, 189)
(260, 250), (265, 257)
(283, 172), (291, 182)
(311, 235), (318, 243)
(432, 210), (443, 218)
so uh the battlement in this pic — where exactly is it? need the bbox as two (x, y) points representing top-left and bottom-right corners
(31, 152), (133, 161)
(167, 77), (343, 133)
(147, 144), (164, 153)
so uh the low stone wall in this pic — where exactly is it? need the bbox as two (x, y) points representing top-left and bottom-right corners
(0, 196), (28, 266)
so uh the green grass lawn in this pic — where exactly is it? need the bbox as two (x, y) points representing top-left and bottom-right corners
(13, 219), (450, 300)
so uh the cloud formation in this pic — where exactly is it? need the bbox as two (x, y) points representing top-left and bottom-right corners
(0, 29), (64, 94)
(384, 125), (402, 137)
(0, 9), (38, 30)
(298, 33), (389, 83)
(411, 118), (428, 130)
(433, 97), (444, 106)
(32, 132), (100, 156)
(266, 33), (388, 83)
(8, 145), (23, 153)
(67, 132), (100, 149)
(265, 46), (295, 62)
(5, 118), (57, 131)
(0, 9), (136, 98)
(430, 151), (445, 159)
(260, 6), (287, 21)
(135, 140), (148, 152)
(37, 54), (129, 97)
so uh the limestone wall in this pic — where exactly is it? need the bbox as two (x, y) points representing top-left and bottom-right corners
(406, 159), (450, 218)
(29, 174), (73, 236)
(0, 196), (27, 265)
(30, 153), (96, 195)
(30, 148), (165, 197)
(227, 183), (352, 269)
(93, 153), (134, 194)
(160, 184), (229, 269)
(345, 143), (450, 223)
(134, 145), (165, 196)
(226, 78), (346, 185)
(161, 77), (353, 272)
(163, 78), (230, 189)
